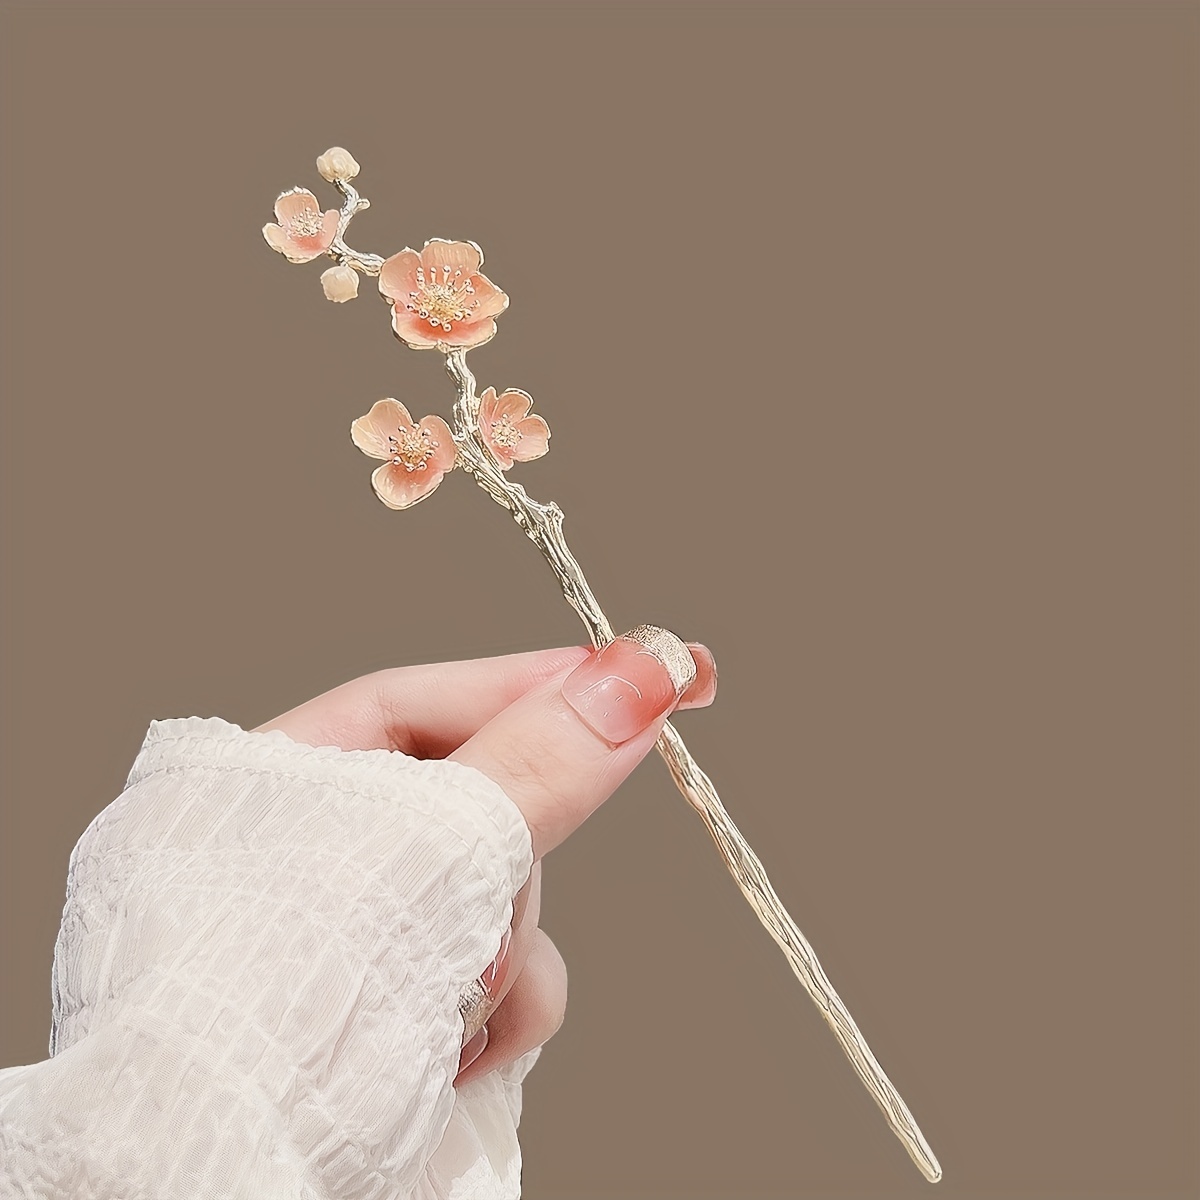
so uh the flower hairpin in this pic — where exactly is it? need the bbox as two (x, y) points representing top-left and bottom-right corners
(262, 148), (941, 1184)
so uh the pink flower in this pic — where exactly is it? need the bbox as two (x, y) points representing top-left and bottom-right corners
(350, 398), (457, 509)
(477, 388), (550, 470)
(378, 239), (509, 351)
(262, 188), (340, 263)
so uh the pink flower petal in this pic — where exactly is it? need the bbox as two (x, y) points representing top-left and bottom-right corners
(469, 274), (509, 319)
(418, 415), (458, 474)
(262, 223), (290, 254)
(486, 442), (517, 470)
(392, 308), (498, 351)
(351, 398), (416, 458)
(371, 460), (445, 509)
(282, 221), (338, 262)
(419, 239), (482, 277)
(390, 306), (442, 350)
(274, 188), (320, 224)
(493, 388), (534, 423)
(477, 386), (500, 425)
(437, 317), (498, 350)
(379, 249), (422, 302)
(319, 208), (340, 245)
(279, 242), (323, 264)
(511, 414), (550, 460)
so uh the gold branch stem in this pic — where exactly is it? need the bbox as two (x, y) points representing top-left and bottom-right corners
(444, 348), (942, 1184)
(444, 352), (615, 643)
(328, 179), (385, 275)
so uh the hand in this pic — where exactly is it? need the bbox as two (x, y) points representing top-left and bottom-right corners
(252, 631), (717, 1086)
(8, 630), (718, 1199)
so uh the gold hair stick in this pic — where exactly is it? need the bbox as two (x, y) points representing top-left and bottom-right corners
(262, 148), (942, 1184)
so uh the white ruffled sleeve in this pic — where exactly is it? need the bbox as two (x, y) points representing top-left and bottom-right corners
(0, 716), (543, 1199)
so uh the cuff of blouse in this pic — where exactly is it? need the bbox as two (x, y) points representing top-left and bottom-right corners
(141, 712), (531, 943)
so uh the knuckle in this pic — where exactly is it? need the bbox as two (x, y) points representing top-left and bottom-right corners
(477, 725), (569, 838)
(368, 667), (424, 753)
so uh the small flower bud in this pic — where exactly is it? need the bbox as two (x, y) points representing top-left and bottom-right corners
(316, 147), (360, 183)
(321, 265), (360, 303)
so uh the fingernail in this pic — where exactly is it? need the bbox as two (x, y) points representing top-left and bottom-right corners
(561, 625), (697, 746)
(458, 1025), (489, 1074)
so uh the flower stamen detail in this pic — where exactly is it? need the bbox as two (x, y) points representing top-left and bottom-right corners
(406, 265), (479, 331)
(287, 209), (326, 238)
(488, 414), (524, 450)
(388, 426), (440, 472)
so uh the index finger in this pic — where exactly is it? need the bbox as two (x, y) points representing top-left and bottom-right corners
(252, 645), (590, 754)
(253, 641), (714, 759)
(449, 626), (717, 860)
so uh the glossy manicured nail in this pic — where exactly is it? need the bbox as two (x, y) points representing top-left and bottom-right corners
(578, 641), (716, 708)
(561, 625), (697, 746)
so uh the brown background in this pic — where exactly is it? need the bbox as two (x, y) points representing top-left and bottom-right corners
(1, 2), (1196, 1196)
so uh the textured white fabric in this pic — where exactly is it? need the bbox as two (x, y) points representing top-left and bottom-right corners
(0, 716), (543, 1199)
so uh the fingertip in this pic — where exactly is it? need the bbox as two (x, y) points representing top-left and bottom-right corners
(679, 643), (717, 709)
(568, 639), (715, 709)
(450, 630), (716, 861)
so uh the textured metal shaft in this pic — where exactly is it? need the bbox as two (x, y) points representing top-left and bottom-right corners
(444, 349), (941, 1183)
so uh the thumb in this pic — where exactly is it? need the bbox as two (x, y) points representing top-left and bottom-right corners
(448, 625), (716, 861)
